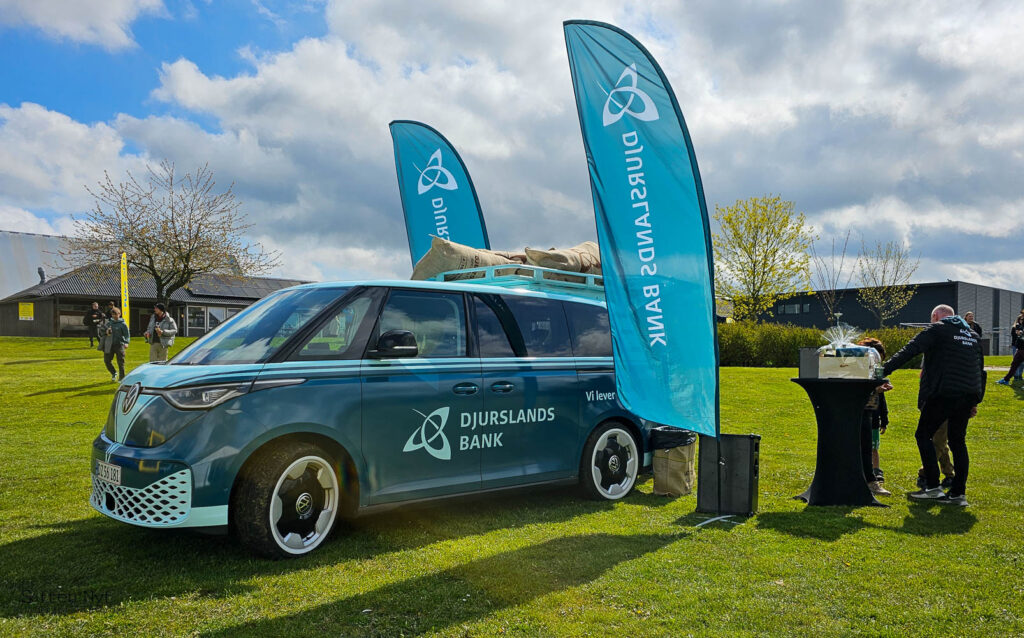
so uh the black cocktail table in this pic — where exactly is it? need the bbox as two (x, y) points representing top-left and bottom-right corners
(791, 377), (889, 507)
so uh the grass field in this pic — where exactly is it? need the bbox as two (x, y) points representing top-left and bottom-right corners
(986, 355), (1014, 368)
(1, 337), (1022, 637)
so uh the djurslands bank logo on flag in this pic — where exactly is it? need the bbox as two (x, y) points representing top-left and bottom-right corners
(602, 63), (660, 127)
(416, 149), (459, 195)
(403, 407), (452, 460)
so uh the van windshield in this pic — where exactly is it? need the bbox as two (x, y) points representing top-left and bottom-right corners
(171, 286), (351, 365)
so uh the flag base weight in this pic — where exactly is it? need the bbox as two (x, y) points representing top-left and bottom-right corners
(696, 433), (761, 517)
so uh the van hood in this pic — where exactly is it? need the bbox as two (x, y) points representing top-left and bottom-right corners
(122, 362), (267, 389)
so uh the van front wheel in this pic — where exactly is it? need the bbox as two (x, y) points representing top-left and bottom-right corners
(232, 442), (340, 558)
(580, 423), (639, 501)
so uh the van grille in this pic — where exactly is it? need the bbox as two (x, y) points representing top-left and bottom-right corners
(91, 469), (191, 526)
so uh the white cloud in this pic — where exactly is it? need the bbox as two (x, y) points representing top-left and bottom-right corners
(0, 103), (148, 213)
(0, 0), (164, 50)
(945, 259), (1024, 291)
(0, 205), (75, 236)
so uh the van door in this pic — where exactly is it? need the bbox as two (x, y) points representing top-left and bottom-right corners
(360, 289), (482, 504)
(473, 294), (580, 489)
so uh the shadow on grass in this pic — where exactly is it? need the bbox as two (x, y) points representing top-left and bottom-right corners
(72, 388), (120, 398)
(756, 507), (867, 541)
(5, 357), (97, 366)
(0, 486), (636, 618)
(756, 502), (977, 541)
(1009, 382), (1024, 401)
(204, 532), (684, 637)
(26, 382), (111, 397)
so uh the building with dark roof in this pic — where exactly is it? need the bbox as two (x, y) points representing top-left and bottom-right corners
(762, 280), (1024, 355)
(0, 264), (306, 338)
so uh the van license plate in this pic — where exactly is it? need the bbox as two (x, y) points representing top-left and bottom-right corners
(95, 461), (121, 486)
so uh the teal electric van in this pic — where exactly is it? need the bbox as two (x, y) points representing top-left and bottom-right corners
(91, 266), (651, 557)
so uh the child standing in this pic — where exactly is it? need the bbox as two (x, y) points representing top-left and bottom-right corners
(859, 338), (891, 496)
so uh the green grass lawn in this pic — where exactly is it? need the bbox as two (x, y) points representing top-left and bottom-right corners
(985, 355), (1014, 367)
(1, 337), (1022, 637)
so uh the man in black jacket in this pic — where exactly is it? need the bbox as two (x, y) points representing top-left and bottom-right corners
(83, 302), (104, 347)
(882, 304), (985, 506)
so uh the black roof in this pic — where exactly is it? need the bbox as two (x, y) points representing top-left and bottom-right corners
(1, 264), (307, 305)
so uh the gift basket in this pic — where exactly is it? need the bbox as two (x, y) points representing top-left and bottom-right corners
(801, 324), (882, 379)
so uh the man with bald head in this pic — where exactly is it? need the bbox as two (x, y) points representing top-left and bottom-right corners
(882, 304), (985, 506)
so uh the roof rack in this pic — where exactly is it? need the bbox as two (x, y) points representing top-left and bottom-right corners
(432, 264), (605, 300)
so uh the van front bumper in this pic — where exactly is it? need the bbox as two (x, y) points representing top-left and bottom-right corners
(90, 434), (228, 528)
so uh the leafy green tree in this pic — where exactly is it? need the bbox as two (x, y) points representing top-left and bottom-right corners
(712, 195), (814, 321)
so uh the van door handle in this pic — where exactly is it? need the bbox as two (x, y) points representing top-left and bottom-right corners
(490, 382), (515, 393)
(452, 383), (479, 395)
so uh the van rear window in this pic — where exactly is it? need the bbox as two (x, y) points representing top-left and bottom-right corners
(565, 302), (612, 357)
(500, 296), (572, 358)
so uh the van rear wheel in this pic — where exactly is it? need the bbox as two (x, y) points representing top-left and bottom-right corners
(580, 423), (639, 500)
(232, 442), (340, 558)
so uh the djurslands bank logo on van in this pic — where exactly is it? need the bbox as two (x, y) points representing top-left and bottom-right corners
(404, 407), (452, 461)
(601, 63), (660, 127)
(404, 406), (557, 460)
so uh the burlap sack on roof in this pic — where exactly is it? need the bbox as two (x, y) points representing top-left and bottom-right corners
(525, 241), (602, 274)
(490, 251), (528, 264)
(411, 236), (517, 281)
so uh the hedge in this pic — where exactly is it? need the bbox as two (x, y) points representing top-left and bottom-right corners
(716, 322), (924, 368)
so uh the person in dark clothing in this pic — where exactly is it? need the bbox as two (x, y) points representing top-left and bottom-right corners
(882, 304), (985, 506)
(102, 307), (131, 382)
(997, 310), (1024, 386)
(83, 302), (104, 347)
(963, 311), (982, 338)
(104, 300), (116, 319)
(858, 338), (890, 495)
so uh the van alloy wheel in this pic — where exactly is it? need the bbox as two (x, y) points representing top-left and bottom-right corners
(270, 456), (339, 554)
(232, 442), (341, 558)
(581, 425), (639, 500)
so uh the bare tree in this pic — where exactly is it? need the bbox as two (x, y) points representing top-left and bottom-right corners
(810, 230), (855, 325)
(856, 239), (920, 327)
(712, 194), (815, 321)
(62, 160), (279, 304)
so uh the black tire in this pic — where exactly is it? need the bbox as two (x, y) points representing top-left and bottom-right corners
(232, 441), (341, 559)
(579, 422), (640, 501)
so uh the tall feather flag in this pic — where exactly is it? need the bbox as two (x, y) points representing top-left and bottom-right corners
(564, 20), (719, 436)
(390, 120), (490, 266)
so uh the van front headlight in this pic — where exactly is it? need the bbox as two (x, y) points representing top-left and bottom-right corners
(157, 383), (251, 410)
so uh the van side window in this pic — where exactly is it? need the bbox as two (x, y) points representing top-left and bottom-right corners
(294, 296), (373, 360)
(500, 296), (572, 357)
(564, 302), (612, 357)
(473, 295), (517, 357)
(378, 290), (466, 357)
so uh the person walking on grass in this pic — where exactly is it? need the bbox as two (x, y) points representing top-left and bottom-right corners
(103, 307), (130, 382)
(882, 304), (985, 506)
(996, 309), (1024, 386)
(83, 302), (104, 348)
(144, 303), (177, 362)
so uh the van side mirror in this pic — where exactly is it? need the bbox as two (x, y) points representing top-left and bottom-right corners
(371, 329), (419, 358)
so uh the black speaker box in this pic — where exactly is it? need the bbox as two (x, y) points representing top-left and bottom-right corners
(697, 433), (761, 516)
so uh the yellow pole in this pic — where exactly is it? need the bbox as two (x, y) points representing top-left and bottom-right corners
(120, 252), (129, 330)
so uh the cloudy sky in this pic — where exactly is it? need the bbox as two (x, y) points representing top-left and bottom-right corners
(1, 0), (1021, 290)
